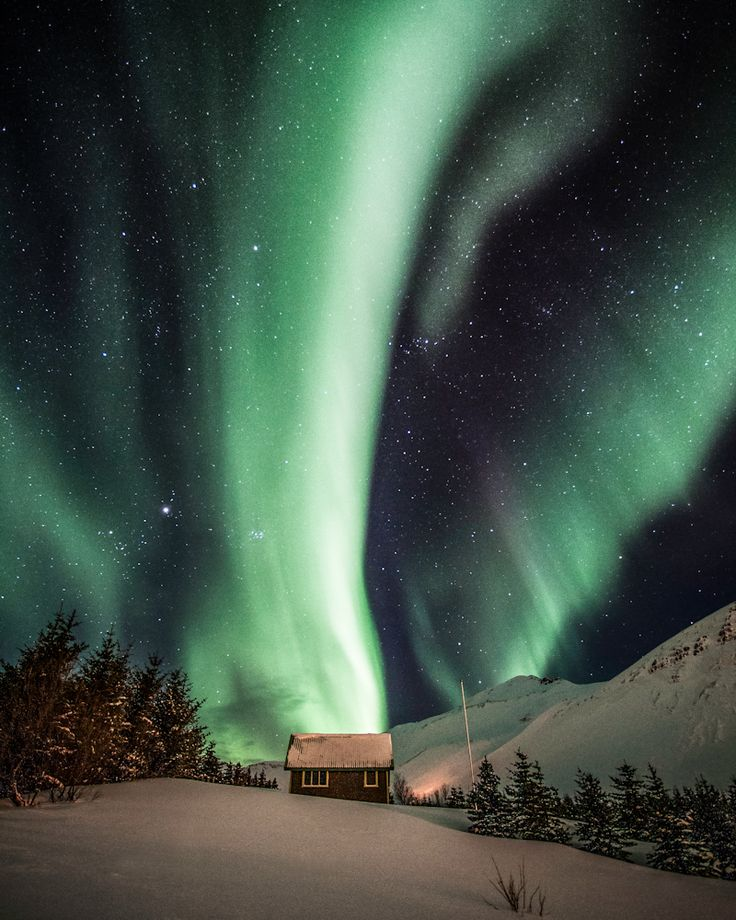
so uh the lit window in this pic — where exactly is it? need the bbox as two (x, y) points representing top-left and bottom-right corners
(302, 769), (328, 787)
(364, 770), (379, 787)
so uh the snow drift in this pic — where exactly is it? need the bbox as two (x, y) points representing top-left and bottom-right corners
(1, 778), (733, 920)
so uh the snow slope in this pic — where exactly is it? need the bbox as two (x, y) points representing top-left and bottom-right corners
(1, 778), (733, 920)
(392, 675), (599, 796)
(393, 602), (736, 794)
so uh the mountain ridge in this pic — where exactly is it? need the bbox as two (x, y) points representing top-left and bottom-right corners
(391, 601), (736, 794)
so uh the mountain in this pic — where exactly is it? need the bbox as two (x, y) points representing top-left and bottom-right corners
(392, 601), (736, 794)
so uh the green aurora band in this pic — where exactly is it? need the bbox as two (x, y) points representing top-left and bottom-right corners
(188, 1), (568, 758)
(186, 0), (656, 758)
(403, 51), (736, 693)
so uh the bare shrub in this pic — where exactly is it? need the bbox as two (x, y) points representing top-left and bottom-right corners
(392, 772), (416, 805)
(486, 857), (547, 915)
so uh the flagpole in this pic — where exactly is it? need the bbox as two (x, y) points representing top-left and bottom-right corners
(460, 680), (474, 791)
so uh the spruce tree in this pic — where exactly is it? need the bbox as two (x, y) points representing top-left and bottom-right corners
(0, 610), (85, 805)
(686, 777), (736, 879)
(574, 769), (629, 859)
(647, 789), (710, 876)
(610, 761), (647, 841)
(467, 756), (511, 836)
(560, 793), (575, 819)
(69, 631), (131, 786)
(642, 763), (671, 846)
(124, 655), (165, 779)
(200, 742), (224, 782)
(153, 669), (209, 778)
(527, 758), (570, 843)
(0, 611), (222, 801)
(504, 750), (569, 842)
(505, 749), (534, 837)
(727, 777), (736, 819)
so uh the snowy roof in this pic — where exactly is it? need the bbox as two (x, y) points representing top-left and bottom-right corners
(284, 733), (394, 770)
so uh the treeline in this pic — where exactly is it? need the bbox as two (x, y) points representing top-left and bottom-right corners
(392, 773), (466, 808)
(216, 762), (279, 789)
(465, 751), (736, 880)
(0, 610), (275, 805)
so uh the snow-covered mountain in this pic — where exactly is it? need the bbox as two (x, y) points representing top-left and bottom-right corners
(392, 602), (736, 794)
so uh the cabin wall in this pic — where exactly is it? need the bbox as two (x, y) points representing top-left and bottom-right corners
(288, 769), (390, 803)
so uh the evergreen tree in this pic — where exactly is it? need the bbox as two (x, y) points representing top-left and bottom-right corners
(505, 749), (534, 837)
(686, 777), (736, 879)
(610, 761), (647, 841)
(559, 793), (575, 819)
(124, 656), (165, 779)
(574, 770), (629, 859)
(153, 669), (209, 778)
(727, 777), (736, 820)
(467, 756), (511, 836)
(529, 758), (570, 843)
(200, 742), (224, 783)
(446, 786), (465, 808)
(0, 610), (85, 805)
(0, 611), (228, 802)
(68, 631), (131, 786)
(642, 763), (671, 845)
(647, 789), (711, 876)
(505, 750), (569, 843)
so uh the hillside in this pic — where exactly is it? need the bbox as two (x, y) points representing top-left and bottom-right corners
(392, 602), (736, 794)
(391, 674), (599, 796)
(1, 778), (733, 920)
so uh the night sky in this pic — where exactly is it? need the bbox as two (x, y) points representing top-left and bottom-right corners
(2, 1), (734, 763)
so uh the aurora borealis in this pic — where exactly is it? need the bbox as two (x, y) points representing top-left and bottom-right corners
(2, 2), (735, 762)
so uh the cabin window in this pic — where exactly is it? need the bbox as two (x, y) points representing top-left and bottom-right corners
(364, 770), (379, 787)
(302, 769), (328, 787)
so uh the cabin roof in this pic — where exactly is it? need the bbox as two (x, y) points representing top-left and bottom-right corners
(284, 732), (394, 770)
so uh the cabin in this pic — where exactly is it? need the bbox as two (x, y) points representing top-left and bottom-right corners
(284, 732), (393, 803)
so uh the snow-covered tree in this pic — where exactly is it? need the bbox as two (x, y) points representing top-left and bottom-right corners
(200, 742), (224, 782)
(642, 763), (671, 845)
(505, 750), (569, 843)
(610, 761), (647, 841)
(685, 777), (736, 879)
(647, 789), (710, 876)
(153, 669), (209, 778)
(727, 777), (736, 816)
(0, 612), (230, 803)
(574, 770), (629, 859)
(0, 609), (85, 805)
(124, 655), (165, 779)
(68, 631), (131, 786)
(467, 756), (511, 836)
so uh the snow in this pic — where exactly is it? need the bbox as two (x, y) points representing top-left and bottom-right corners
(1, 778), (733, 920)
(284, 732), (393, 769)
(391, 675), (598, 797)
(393, 602), (736, 794)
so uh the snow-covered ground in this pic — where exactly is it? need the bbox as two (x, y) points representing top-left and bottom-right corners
(393, 602), (736, 794)
(1, 779), (733, 920)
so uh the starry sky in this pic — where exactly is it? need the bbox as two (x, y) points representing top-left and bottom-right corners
(2, 1), (734, 763)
